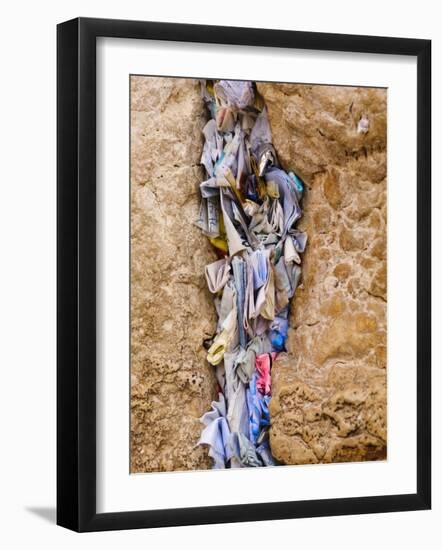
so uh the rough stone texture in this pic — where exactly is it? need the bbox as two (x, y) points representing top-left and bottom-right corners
(257, 83), (387, 464)
(130, 76), (218, 473)
(131, 78), (387, 472)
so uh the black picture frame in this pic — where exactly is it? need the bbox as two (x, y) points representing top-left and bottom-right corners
(57, 17), (431, 532)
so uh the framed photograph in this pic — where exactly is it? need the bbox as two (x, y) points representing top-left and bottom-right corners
(57, 17), (431, 531)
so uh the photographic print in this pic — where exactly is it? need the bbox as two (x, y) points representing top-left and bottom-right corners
(130, 76), (387, 473)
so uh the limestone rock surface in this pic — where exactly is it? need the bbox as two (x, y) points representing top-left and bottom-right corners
(130, 76), (218, 473)
(257, 83), (387, 464)
(130, 78), (387, 472)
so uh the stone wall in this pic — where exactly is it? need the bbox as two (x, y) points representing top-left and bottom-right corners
(130, 77), (387, 472)
(258, 83), (387, 464)
(130, 76), (218, 472)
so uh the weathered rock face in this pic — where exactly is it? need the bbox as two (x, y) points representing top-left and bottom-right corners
(130, 76), (218, 473)
(131, 77), (387, 472)
(257, 83), (387, 464)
